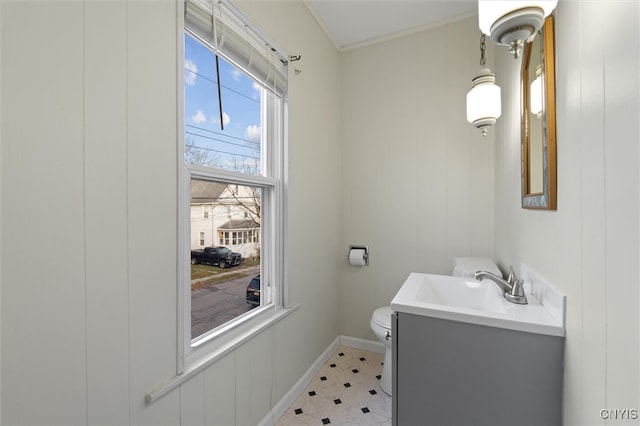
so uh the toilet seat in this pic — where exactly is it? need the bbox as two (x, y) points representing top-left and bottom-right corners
(372, 307), (392, 329)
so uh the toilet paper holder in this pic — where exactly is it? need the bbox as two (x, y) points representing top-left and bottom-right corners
(349, 245), (369, 266)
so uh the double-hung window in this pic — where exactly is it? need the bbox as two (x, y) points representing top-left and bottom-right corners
(180, 0), (287, 368)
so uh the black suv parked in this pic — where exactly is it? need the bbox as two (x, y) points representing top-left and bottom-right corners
(246, 274), (260, 306)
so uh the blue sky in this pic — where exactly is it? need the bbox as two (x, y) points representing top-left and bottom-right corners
(184, 33), (262, 172)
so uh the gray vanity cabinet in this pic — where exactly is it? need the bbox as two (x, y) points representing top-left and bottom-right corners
(392, 311), (564, 426)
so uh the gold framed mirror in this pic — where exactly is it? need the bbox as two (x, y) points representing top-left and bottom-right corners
(521, 15), (557, 210)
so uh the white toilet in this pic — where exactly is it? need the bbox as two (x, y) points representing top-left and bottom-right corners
(370, 257), (501, 396)
(370, 306), (393, 395)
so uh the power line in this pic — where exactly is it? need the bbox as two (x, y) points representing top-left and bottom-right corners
(185, 124), (260, 147)
(185, 131), (260, 153)
(185, 68), (259, 104)
(185, 142), (260, 161)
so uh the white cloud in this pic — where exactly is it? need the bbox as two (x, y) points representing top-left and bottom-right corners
(211, 112), (231, 127)
(245, 124), (261, 142)
(231, 69), (242, 81)
(252, 82), (262, 100)
(191, 110), (206, 124)
(185, 59), (198, 86)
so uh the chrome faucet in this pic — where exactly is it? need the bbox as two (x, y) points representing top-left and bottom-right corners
(474, 266), (528, 305)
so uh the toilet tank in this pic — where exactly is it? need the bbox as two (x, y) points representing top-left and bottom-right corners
(452, 257), (501, 278)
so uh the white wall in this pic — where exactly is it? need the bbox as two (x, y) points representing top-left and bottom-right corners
(0, 0), (341, 424)
(494, 1), (639, 424)
(5, 1), (637, 424)
(0, 1), (3, 421)
(338, 16), (497, 339)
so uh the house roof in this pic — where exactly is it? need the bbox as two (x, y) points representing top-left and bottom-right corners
(190, 180), (227, 204)
(219, 219), (259, 230)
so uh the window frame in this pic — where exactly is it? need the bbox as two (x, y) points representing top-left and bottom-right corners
(177, 0), (288, 373)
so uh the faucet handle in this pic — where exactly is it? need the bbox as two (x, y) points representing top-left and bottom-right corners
(511, 277), (526, 297)
(506, 266), (527, 303)
(507, 265), (519, 285)
(505, 278), (528, 304)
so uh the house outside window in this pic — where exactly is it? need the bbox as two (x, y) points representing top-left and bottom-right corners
(217, 219), (260, 259)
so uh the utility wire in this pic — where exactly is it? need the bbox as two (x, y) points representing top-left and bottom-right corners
(185, 142), (260, 161)
(185, 124), (260, 146)
(185, 68), (259, 104)
(185, 131), (260, 152)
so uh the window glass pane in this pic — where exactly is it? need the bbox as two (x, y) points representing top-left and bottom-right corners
(182, 18), (283, 354)
(184, 33), (262, 175)
(189, 178), (262, 339)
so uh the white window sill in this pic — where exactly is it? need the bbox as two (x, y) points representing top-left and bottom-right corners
(145, 303), (301, 404)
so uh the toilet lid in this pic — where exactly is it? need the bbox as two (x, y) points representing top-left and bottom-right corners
(372, 307), (392, 329)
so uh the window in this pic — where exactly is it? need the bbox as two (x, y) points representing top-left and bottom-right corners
(181, 0), (286, 365)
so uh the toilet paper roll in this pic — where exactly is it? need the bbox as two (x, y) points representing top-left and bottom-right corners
(349, 248), (367, 266)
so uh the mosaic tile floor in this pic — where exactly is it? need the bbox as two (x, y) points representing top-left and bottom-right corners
(275, 346), (392, 425)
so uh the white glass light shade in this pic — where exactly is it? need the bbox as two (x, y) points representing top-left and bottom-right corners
(467, 68), (501, 137)
(467, 84), (502, 122)
(530, 74), (543, 116)
(478, 1), (558, 36)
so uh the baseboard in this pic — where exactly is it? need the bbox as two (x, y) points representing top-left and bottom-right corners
(340, 335), (385, 354)
(259, 335), (384, 425)
(258, 336), (340, 426)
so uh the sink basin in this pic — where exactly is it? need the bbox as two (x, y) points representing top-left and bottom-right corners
(391, 273), (564, 336)
(415, 274), (505, 314)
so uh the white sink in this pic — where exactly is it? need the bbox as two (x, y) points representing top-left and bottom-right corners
(391, 272), (565, 337)
(415, 274), (506, 314)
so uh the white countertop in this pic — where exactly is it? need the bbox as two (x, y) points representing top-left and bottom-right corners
(390, 272), (565, 337)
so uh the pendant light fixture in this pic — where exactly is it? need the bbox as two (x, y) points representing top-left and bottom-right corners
(478, 0), (557, 59)
(466, 33), (501, 137)
(530, 64), (543, 117)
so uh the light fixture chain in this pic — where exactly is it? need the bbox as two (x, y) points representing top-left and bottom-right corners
(479, 33), (486, 67)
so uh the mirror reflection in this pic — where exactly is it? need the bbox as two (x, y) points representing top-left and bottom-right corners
(527, 36), (544, 194)
(521, 15), (557, 210)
